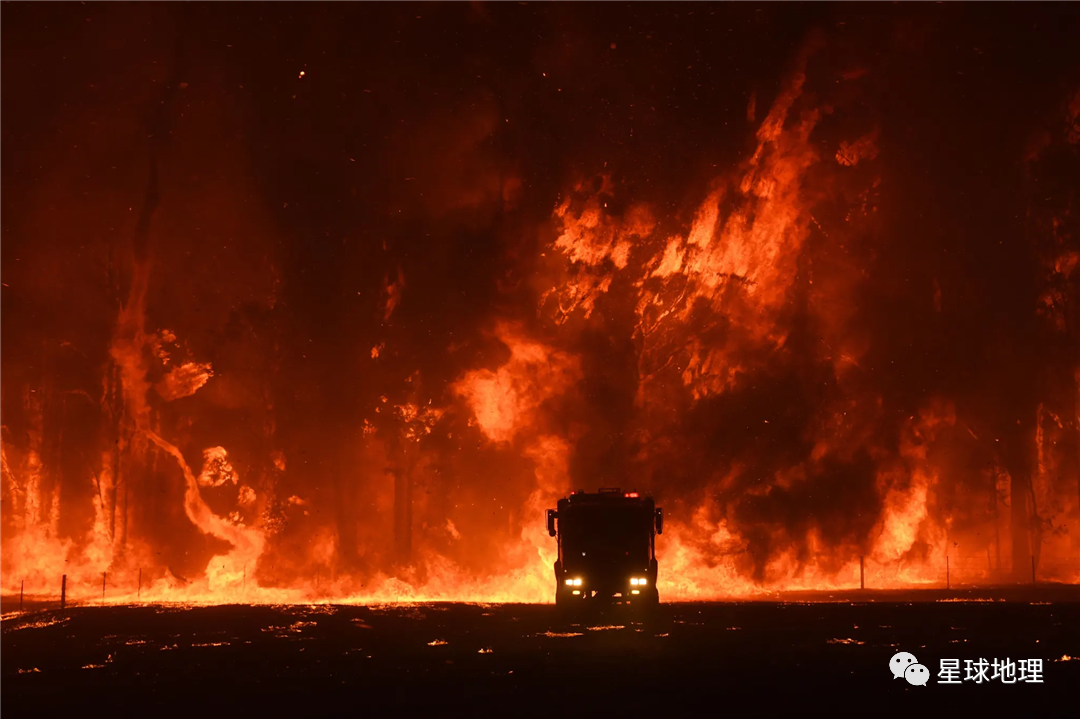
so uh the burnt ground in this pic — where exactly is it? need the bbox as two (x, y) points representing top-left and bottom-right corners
(3, 587), (1079, 717)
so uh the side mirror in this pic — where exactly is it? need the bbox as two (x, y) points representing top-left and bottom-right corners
(546, 509), (557, 537)
(655, 508), (663, 535)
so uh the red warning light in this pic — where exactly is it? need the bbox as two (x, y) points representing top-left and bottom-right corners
(625, 492), (638, 498)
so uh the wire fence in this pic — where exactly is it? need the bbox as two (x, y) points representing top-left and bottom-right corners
(854, 554), (1080, 590)
(3, 567), (224, 612)
(3, 555), (1078, 612)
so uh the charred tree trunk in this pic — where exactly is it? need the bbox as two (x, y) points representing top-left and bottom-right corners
(389, 430), (412, 564)
(1009, 469), (1031, 582)
(991, 464), (1003, 577)
(1076, 368), (1080, 520)
(109, 16), (190, 557)
(1000, 423), (1036, 582)
(102, 236), (126, 551)
(393, 466), (412, 563)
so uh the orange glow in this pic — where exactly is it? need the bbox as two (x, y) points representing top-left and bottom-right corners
(452, 323), (580, 445)
(3, 33), (1078, 609)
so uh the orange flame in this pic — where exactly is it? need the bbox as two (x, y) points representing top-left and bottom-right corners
(3, 49), (1078, 608)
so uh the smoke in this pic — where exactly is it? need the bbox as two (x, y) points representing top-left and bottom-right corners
(2, 4), (1079, 600)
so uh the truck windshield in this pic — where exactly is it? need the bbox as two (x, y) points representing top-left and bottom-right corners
(561, 506), (651, 563)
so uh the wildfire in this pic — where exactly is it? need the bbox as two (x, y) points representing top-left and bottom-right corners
(2, 17), (1078, 609)
(154, 361), (213, 401)
(452, 323), (580, 445)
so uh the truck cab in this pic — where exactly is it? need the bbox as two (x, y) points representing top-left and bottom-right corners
(546, 488), (663, 608)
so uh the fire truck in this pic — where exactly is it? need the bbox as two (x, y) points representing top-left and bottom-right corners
(546, 488), (663, 609)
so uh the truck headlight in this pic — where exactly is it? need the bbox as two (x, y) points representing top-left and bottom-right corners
(630, 577), (647, 586)
(566, 578), (582, 586)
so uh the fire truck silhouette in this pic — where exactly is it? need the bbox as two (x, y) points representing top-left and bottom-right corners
(546, 488), (663, 609)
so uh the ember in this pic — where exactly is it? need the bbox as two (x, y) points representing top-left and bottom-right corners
(1, 2), (1078, 611)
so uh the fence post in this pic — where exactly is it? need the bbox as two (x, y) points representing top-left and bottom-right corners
(138, 568), (142, 599)
(859, 556), (864, 590)
(946, 556), (950, 591)
(102, 572), (106, 604)
(1031, 555), (1036, 585)
(20, 579), (24, 611)
(60, 574), (67, 610)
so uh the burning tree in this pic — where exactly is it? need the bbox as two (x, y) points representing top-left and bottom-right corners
(2, 4), (1078, 604)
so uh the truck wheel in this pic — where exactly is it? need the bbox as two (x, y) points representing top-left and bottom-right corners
(555, 589), (581, 620)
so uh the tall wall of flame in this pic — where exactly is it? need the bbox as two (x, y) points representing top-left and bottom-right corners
(2, 4), (1078, 603)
